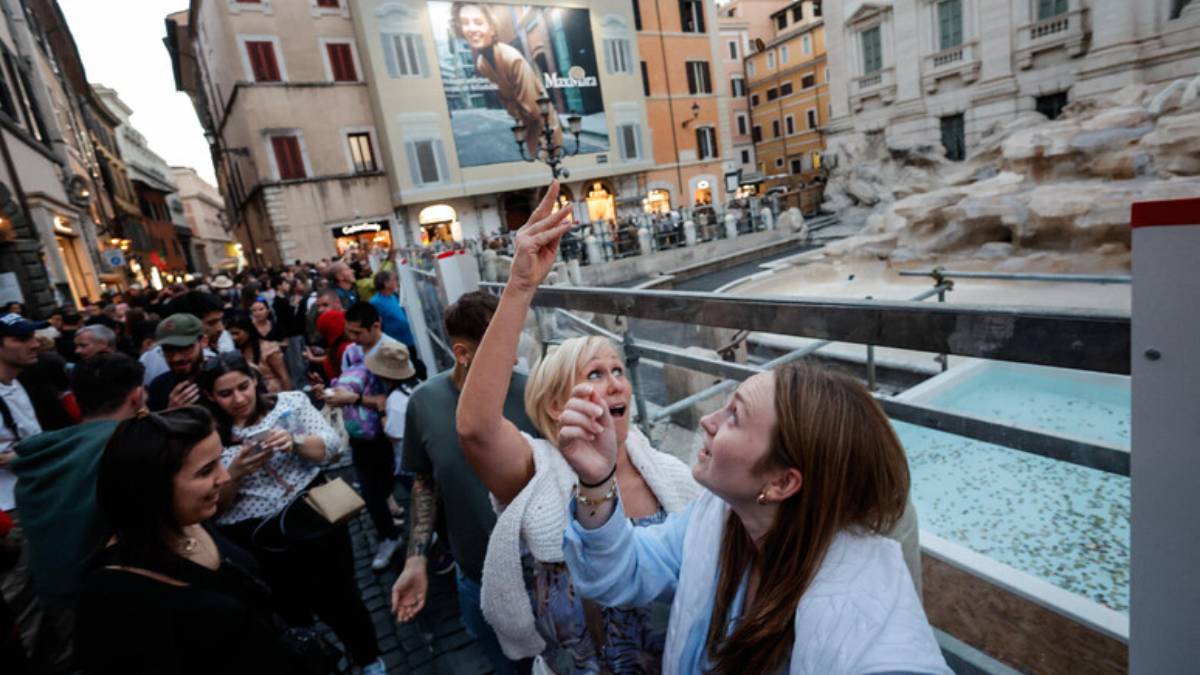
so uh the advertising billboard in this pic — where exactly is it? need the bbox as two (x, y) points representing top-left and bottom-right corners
(429, 2), (608, 168)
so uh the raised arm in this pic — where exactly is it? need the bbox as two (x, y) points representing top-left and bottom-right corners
(457, 181), (573, 504)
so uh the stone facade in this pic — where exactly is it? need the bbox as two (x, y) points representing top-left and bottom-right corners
(173, 166), (235, 275)
(823, 0), (1200, 160)
(167, 0), (394, 266)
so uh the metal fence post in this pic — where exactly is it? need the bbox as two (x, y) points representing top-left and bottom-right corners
(932, 269), (951, 372)
(623, 331), (651, 436)
(865, 295), (877, 390)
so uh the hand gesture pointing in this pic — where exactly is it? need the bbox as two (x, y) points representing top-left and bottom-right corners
(509, 181), (574, 293)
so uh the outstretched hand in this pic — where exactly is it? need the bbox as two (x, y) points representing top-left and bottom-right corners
(509, 181), (574, 292)
(556, 384), (618, 485)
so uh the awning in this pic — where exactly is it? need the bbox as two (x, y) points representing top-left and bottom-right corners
(739, 172), (766, 184)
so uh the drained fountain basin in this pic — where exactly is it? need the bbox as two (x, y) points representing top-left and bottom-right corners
(894, 361), (1130, 640)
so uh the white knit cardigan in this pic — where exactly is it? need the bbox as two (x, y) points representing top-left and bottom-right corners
(481, 427), (701, 660)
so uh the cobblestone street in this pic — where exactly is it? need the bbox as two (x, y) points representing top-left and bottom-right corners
(330, 465), (493, 674)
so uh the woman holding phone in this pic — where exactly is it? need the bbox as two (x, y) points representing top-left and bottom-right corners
(199, 352), (386, 675)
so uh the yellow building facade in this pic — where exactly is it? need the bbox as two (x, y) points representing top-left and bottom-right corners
(745, 0), (828, 192)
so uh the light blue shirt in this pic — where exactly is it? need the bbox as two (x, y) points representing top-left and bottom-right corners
(563, 496), (726, 674)
(563, 492), (952, 675)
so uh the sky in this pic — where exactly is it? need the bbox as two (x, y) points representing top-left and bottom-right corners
(59, 0), (216, 185)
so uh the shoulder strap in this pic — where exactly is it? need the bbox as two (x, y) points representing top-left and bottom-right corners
(0, 395), (19, 441)
(103, 565), (190, 588)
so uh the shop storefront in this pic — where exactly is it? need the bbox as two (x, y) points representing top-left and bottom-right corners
(585, 180), (616, 224)
(51, 215), (100, 306)
(332, 220), (392, 256)
(693, 180), (714, 206)
(642, 188), (671, 215)
(417, 205), (460, 246)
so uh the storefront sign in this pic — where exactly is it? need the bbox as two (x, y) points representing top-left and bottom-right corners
(103, 248), (126, 268)
(333, 222), (389, 238)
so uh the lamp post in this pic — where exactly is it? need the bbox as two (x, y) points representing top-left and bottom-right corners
(511, 96), (583, 179)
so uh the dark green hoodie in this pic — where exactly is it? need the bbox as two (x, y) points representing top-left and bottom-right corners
(12, 419), (118, 607)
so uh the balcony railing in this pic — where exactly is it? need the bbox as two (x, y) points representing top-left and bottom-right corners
(1016, 0), (1090, 69)
(850, 66), (897, 112)
(922, 41), (981, 94)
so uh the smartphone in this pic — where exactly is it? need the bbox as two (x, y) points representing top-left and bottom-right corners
(309, 346), (327, 357)
(244, 430), (275, 455)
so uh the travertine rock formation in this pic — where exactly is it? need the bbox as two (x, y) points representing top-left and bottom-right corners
(823, 79), (1200, 265)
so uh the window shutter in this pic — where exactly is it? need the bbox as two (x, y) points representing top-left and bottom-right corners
(415, 35), (430, 77)
(328, 44), (356, 81)
(862, 27), (881, 74)
(701, 61), (711, 93)
(641, 61), (650, 96)
(402, 35), (417, 76)
(248, 42), (280, 81)
(434, 140), (449, 182)
(382, 34), (400, 76)
(272, 136), (304, 180)
(686, 62), (696, 94)
(405, 142), (423, 185)
(695, 1), (705, 32)
(938, 0), (963, 50)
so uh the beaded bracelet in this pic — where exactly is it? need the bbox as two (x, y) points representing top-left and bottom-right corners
(575, 479), (618, 517)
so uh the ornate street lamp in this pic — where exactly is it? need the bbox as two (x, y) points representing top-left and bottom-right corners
(512, 96), (583, 179)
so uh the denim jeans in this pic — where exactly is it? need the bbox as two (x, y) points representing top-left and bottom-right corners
(456, 570), (532, 675)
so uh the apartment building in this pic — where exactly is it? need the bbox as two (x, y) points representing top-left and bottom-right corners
(632, 0), (733, 213)
(745, 0), (828, 192)
(718, 0), (790, 180)
(95, 86), (192, 285)
(0, 0), (112, 312)
(167, 0), (394, 265)
(173, 166), (237, 275)
(824, 0), (1200, 161)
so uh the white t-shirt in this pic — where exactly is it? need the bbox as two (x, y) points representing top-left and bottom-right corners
(383, 388), (411, 443)
(384, 386), (411, 477)
(0, 379), (43, 510)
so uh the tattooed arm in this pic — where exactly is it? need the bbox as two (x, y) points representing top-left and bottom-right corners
(393, 473), (437, 622)
(406, 473), (438, 558)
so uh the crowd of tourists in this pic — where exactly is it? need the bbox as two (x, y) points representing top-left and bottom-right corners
(0, 181), (951, 674)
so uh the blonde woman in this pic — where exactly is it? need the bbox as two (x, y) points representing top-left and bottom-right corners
(458, 182), (701, 673)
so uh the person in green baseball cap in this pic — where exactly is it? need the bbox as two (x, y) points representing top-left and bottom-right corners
(146, 314), (207, 412)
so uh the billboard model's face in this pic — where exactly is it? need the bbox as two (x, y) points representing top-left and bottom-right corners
(457, 5), (495, 50)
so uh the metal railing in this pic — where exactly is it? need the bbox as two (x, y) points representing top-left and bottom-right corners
(485, 279), (1131, 478)
(899, 268), (1131, 285)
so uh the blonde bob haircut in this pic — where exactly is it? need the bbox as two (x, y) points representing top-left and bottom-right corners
(524, 335), (623, 443)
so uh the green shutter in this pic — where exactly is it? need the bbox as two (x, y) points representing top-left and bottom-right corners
(1038, 0), (1068, 20)
(938, 0), (963, 50)
(862, 27), (881, 74)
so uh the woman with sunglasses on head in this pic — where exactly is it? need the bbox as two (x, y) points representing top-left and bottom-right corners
(198, 353), (386, 675)
(75, 407), (319, 674)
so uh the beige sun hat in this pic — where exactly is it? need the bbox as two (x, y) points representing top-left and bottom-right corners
(210, 274), (234, 289)
(365, 339), (416, 381)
